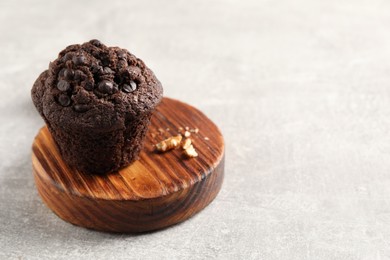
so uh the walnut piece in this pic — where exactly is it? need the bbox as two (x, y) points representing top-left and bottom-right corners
(155, 135), (182, 152)
(184, 144), (198, 158)
(190, 128), (199, 133)
(155, 128), (199, 158)
(182, 138), (192, 150)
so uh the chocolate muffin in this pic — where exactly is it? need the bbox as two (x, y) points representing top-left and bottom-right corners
(31, 39), (163, 174)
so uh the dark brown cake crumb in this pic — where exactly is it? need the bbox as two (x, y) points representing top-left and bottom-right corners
(31, 39), (163, 174)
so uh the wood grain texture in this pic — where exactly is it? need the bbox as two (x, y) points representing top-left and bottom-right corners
(32, 97), (224, 233)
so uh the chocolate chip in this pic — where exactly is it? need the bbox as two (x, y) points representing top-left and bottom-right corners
(92, 64), (103, 74)
(57, 80), (70, 91)
(61, 53), (73, 62)
(118, 51), (127, 60)
(74, 70), (86, 80)
(118, 60), (128, 68)
(72, 55), (86, 65)
(98, 80), (114, 94)
(104, 67), (113, 74)
(64, 69), (75, 80)
(90, 39), (102, 47)
(122, 81), (137, 93)
(84, 81), (94, 91)
(74, 104), (90, 113)
(113, 83), (119, 93)
(59, 68), (66, 78)
(58, 94), (71, 107)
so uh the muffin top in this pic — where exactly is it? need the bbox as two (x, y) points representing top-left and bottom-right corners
(32, 39), (163, 131)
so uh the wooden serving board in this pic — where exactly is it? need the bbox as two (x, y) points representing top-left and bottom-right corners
(32, 97), (224, 233)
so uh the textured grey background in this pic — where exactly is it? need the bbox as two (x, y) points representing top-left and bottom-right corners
(1, 0), (390, 259)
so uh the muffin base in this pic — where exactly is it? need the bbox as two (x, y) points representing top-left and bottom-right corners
(31, 98), (225, 233)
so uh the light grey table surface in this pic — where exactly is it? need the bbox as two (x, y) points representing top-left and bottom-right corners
(1, 0), (390, 259)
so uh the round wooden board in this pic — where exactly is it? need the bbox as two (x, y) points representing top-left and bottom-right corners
(32, 97), (224, 233)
